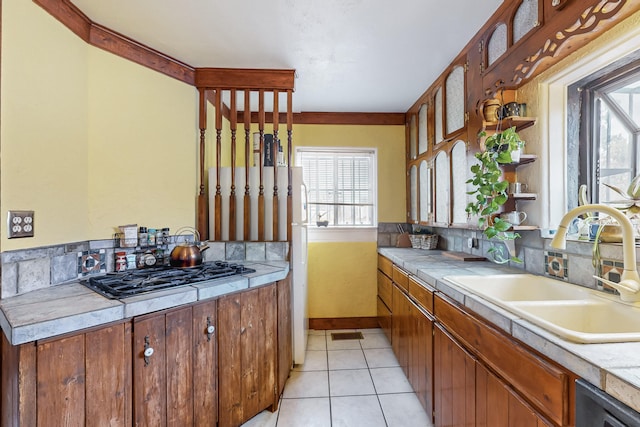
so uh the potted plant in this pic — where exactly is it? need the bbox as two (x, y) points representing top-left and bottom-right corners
(466, 126), (524, 262)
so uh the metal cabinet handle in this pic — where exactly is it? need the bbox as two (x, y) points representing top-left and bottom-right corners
(206, 316), (215, 342)
(143, 336), (154, 366)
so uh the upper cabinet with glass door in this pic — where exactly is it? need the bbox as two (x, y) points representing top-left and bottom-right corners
(445, 64), (466, 139)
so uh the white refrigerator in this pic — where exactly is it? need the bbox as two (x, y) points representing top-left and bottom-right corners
(291, 167), (309, 365)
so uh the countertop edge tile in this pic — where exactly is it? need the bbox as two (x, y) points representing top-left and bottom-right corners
(11, 304), (125, 345)
(196, 277), (249, 300)
(0, 264), (289, 345)
(123, 288), (199, 318)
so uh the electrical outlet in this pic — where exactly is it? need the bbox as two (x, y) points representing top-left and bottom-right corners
(7, 210), (34, 238)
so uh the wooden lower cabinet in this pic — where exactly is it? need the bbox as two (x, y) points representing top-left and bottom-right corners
(391, 283), (410, 375)
(1, 276), (293, 427)
(277, 274), (293, 399)
(434, 324), (476, 427)
(1, 321), (132, 427)
(408, 300), (433, 419)
(218, 283), (279, 427)
(133, 300), (218, 427)
(476, 363), (553, 427)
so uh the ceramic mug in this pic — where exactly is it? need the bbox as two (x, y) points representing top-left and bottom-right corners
(509, 182), (527, 194)
(501, 211), (527, 225)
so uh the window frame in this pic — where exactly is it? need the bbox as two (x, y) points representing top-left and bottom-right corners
(295, 146), (378, 229)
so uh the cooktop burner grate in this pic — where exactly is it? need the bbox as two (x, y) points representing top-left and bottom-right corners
(81, 260), (255, 299)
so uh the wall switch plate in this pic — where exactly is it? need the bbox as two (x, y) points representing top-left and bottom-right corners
(7, 210), (34, 238)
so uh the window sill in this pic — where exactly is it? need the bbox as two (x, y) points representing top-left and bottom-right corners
(307, 226), (378, 243)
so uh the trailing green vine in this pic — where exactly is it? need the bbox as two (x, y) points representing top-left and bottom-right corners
(466, 126), (524, 261)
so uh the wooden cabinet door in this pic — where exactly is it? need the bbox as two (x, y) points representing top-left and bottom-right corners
(133, 306), (194, 427)
(391, 284), (410, 375)
(277, 274), (293, 399)
(242, 284), (278, 418)
(166, 307), (194, 427)
(218, 292), (244, 427)
(193, 299), (218, 427)
(37, 334), (85, 427)
(28, 322), (132, 427)
(85, 323), (132, 427)
(218, 283), (278, 427)
(408, 301), (434, 421)
(133, 312), (168, 427)
(476, 362), (551, 427)
(434, 324), (476, 427)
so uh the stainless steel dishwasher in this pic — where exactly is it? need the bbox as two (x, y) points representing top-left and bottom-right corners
(576, 379), (640, 426)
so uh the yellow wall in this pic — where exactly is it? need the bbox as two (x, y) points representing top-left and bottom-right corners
(307, 241), (378, 318)
(1, 1), (198, 250)
(86, 48), (197, 238)
(1, 0), (90, 250)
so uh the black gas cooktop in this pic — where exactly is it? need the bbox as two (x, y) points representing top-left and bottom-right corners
(81, 261), (255, 299)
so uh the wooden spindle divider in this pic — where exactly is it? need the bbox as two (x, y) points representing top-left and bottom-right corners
(243, 89), (251, 241)
(197, 88), (209, 240)
(229, 89), (237, 241)
(193, 67), (295, 243)
(287, 89), (293, 242)
(272, 90), (280, 240)
(214, 89), (223, 241)
(258, 89), (266, 241)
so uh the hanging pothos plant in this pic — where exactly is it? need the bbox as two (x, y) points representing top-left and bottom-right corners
(466, 126), (524, 262)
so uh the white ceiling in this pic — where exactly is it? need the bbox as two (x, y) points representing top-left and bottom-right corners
(72, 0), (502, 113)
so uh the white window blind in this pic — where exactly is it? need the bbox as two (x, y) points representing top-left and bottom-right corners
(297, 148), (376, 227)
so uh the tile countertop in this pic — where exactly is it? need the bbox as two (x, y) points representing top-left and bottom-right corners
(0, 261), (289, 346)
(378, 247), (640, 414)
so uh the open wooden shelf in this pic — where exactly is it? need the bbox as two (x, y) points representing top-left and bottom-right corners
(483, 116), (537, 132)
(509, 192), (537, 200)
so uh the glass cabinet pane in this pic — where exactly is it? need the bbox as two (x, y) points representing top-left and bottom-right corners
(514, 0), (538, 44)
(435, 88), (443, 143)
(488, 23), (507, 66)
(435, 151), (449, 224)
(446, 66), (465, 135)
(419, 160), (431, 222)
(410, 165), (418, 222)
(418, 103), (428, 154)
(410, 115), (417, 159)
(451, 141), (468, 224)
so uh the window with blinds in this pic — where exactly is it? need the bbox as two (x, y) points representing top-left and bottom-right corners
(297, 148), (377, 227)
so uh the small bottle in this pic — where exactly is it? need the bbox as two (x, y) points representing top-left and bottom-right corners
(148, 228), (157, 246)
(115, 252), (127, 272)
(161, 227), (170, 245)
(138, 227), (148, 247)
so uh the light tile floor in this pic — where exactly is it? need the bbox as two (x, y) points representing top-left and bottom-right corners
(241, 328), (433, 427)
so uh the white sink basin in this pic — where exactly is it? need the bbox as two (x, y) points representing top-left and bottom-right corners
(510, 300), (640, 343)
(445, 274), (592, 303)
(443, 274), (640, 343)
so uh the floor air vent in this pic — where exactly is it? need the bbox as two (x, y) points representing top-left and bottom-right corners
(330, 332), (364, 341)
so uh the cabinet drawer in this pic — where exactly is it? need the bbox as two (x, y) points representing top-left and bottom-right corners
(409, 277), (433, 314)
(377, 271), (393, 310)
(378, 254), (393, 278)
(392, 265), (409, 292)
(435, 294), (569, 426)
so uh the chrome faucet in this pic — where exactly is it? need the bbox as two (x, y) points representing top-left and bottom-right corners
(550, 204), (640, 302)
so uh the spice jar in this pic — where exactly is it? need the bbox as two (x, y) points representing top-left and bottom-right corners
(138, 227), (148, 247)
(148, 228), (157, 246)
(115, 251), (127, 272)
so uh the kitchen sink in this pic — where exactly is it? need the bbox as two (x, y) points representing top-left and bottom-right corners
(443, 274), (640, 343)
(444, 274), (591, 303)
(509, 300), (640, 343)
